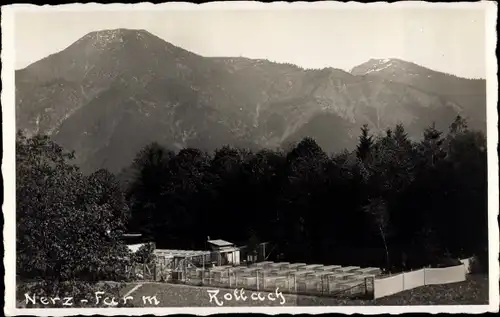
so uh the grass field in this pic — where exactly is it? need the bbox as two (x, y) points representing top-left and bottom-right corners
(119, 274), (489, 307)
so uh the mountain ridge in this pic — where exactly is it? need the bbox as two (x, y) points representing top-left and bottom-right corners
(350, 57), (486, 129)
(15, 28), (487, 174)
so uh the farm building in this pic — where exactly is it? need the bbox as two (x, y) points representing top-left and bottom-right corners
(207, 239), (241, 266)
(123, 235), (244, 268)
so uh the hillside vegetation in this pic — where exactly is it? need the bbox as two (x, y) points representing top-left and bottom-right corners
(16, 29), (486, 174)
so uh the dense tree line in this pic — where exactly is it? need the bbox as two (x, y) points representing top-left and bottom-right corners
(16, 115), (488, 290)
(120, 115), (487, 271)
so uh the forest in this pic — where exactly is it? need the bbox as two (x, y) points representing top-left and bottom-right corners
(16, 115), (488, 286)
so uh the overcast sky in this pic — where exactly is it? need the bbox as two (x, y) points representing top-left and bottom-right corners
(14, 7), (487, 78)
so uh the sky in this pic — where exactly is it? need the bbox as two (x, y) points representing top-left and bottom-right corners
(14, 7), (487, 79)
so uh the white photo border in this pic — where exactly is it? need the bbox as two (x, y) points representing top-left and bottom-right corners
(2, 1), (498, 315)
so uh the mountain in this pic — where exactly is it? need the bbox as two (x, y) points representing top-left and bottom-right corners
(350, 58), (486, 130)
(15, 29), (487, 174)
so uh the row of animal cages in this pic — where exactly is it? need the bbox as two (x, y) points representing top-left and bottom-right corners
(205, 261), (382, 276)
(174, 263), (378, 298)
(180, 268), (373, 298)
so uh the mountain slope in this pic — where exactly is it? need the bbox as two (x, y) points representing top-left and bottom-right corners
(350, 58), (486, 130)
(15, 29), (484, 174)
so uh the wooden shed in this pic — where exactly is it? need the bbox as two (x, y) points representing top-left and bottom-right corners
(207, 239), (241, 266)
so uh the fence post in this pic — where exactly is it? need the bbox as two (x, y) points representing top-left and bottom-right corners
(228, 269), (231, 287)
(294, 274), (297, 293)
(364, 277), (368, 297)
(372, 276), (375, 298)
(287, 273), (291, 292)
(161, 262), (164, 281)
(402, 272), (405, 291)
(184, 259), (187, 282)
(153, 263), (157, 281)
(321, 275), (324, 295)
(256, 270), (259, 290)
(263, 271), (266, 290)
(326, 275), (330, 294)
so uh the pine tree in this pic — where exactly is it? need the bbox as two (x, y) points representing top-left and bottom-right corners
(394, 123), (411, 149)
(385, 128), (393, 139)
(420, 123), (445, 168)
(356, 124), (374, 162)
(449, 115), (468, 135)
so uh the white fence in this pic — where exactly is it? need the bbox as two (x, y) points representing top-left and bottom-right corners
(424, 265), (467, 285)
(402, 269), (425, 290)
(374, 273), (405, 298)
(374, 263), (467, 299)
(460, 256), (476, 274)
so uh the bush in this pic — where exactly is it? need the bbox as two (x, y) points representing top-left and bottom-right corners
(16, 132), (131, 284)
(434, 257), (462, 268)
(131, 243), (156, 264)
(468, 255), (486, 274)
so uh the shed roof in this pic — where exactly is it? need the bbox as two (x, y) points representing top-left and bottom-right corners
(216, 246), (240, 253)
(207, 239), (234, 247)
(154, 249), (211, 258)
(123, 233), (142, 237)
